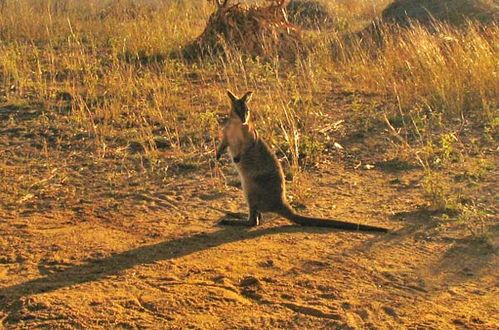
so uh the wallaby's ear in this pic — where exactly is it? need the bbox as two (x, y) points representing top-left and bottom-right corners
(227, 90), (238, 104)
(241, 91), (253, 104)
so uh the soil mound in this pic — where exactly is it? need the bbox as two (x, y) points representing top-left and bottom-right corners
(381, 0), (498, 27)
(181, 0), (305, 61)
(335, 0), (499, 57)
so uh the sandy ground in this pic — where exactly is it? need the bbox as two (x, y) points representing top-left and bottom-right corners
(0, 97), (498, 329)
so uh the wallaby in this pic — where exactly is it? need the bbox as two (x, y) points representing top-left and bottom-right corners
(216, 90), (388, 232)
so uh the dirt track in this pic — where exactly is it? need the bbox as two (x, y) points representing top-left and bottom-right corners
(0, 99), (498, 329)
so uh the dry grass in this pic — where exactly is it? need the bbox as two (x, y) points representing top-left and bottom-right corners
(0, 0), (497, 232)
(335, 22), (498, 123)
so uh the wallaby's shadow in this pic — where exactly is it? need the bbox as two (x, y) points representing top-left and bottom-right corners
(0, 223), (375, 305)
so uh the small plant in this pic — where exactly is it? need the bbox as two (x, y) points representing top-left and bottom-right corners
(423, 169), (459, 213)
(458, 203), (490, 240)
(297, 135), (324, 167)
(440, 133), (457, 162)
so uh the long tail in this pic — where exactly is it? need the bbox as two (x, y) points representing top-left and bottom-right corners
(277, 204), (388, 233)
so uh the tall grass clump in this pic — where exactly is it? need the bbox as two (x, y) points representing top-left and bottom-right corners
(336, 22), (498, 123)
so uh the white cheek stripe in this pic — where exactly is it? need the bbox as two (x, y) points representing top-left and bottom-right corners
(243, 110), (250, 125)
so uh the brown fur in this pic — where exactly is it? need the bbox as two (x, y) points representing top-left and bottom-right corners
(216, 90), (388, 232)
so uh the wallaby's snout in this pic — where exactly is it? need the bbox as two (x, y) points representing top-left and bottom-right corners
(216, 90), (256, 163)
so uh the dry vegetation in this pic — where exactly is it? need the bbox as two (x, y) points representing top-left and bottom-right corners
(0, 0), (498, 328)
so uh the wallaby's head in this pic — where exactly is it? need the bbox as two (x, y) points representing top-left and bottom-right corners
(222, 90), (256, 163)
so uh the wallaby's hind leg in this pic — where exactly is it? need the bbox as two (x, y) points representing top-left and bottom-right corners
(218, 206), (261, 227)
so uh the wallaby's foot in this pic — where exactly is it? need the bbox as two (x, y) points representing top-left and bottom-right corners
(218, 210), (262, 227)
(248, 207), (262, 226)
(217, 211), (250, 226)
